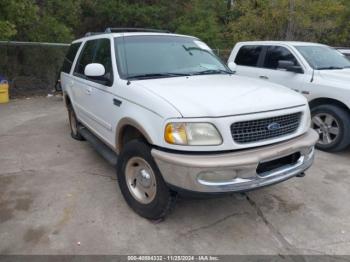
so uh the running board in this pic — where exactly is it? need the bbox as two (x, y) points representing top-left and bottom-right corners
(78, 127), (118, 166)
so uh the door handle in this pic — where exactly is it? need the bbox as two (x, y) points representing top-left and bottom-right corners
(113, 98), (122, 107)
(259, 75), (269, 80)
(86, 87), (92, 95)
(68, 80), (74, 88)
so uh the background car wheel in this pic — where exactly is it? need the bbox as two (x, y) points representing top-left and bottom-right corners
(116, 140), (177, 220)
(311, 104), (350, 152)
(68, 106), (85, 141)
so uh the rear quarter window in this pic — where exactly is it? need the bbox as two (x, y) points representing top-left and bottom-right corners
(62, 42), (82, 74)
(235, 45), (263, 67)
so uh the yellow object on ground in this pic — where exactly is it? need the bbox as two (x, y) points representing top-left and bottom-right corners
(0, 81), (9, 104)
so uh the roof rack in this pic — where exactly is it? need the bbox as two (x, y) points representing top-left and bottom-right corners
(85, 32), (103, 37)
(84, 28), (171, 37)
(105, 27), (171, 33)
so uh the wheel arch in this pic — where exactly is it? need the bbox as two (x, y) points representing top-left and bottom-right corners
(309, 98), (350, 112)
(116, 118), (154, 154)
(63, 92), (72, 109)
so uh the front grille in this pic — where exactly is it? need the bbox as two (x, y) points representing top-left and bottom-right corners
(231, 112), (302, 144)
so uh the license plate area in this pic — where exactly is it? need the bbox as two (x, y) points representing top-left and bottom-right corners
(256, 152), (301, 176)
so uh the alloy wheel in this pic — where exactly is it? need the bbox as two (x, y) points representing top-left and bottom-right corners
(312, 113), (340, 145)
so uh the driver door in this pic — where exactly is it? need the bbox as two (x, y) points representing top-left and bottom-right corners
(255, 45), (310, 93)
(72, 38), (115, 144)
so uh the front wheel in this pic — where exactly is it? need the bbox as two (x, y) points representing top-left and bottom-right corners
(311, 104), (350, 152)
(116, 140), (177, 220)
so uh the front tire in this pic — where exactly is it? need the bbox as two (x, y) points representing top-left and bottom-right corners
(311, 104), (350, 152)
(116, 140), (176, 220)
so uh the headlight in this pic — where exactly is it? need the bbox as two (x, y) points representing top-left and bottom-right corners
(164, 123), (222, 146)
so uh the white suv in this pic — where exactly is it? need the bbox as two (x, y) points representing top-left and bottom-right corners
(61, 29), (317, 219)
(228, 41), (350, 152)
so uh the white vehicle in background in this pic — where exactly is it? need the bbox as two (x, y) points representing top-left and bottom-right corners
(228, 41), (350, 152)
(60, 30), (317, 219)
(336, 48), (350, 60)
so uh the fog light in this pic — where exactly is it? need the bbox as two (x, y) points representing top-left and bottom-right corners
(197, 170), (237, 184)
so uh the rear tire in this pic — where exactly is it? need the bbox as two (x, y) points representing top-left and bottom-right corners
(68, 106), (85, 141)
(116, 140), (177, 220)
(311, 104), (350, 152)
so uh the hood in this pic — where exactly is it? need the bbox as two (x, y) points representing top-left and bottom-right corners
(318, 68), (350, 84)
(137, 75), (307, 118)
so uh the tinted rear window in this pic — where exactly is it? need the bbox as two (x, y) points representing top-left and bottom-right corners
(62, 42), (82, 74)
(235, 45), (262, 67)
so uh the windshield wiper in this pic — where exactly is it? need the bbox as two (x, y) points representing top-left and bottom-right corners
(192, 69), (232, 75)
(127, 73), (190, 80)
(316, 66), (344, 70)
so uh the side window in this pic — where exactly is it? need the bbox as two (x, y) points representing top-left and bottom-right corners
(74, 39), (113, 86)
(93, 39), (113, 84)
(74, 40), (97, 76)
(264, 46), (299, 69)
(235, 45), (263, 67)
(62, 42), (82, 73)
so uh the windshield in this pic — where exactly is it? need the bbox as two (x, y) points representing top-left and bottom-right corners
(296, 45), (350, 70)
(114, 35), (230, 80)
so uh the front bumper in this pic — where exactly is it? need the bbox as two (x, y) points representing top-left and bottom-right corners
(152, 129), (319, 193)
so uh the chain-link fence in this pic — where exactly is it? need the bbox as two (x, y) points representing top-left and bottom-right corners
(0, 41), (230, 98)
(0, 41), (69, 98)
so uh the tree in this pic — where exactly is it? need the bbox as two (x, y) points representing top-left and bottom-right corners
(0, 21), (17, 40)
(0, 0), (350, 48)
(0, 0), (80, 42)
(0, 0), (38, 40)
(174, 0), (226, 49)
(224, 0), (347, 46)
(77, 0), (169, 36)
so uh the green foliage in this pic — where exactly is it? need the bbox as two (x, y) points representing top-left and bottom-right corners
(0, 0), (77, 42)
(174, 0), (225, 48)
(0, 21), (17, 40)
(225, 0), (347, 45)
(0, 0), (38, 40)
(29, 16), (74, 43)
(1, 0), (350, 47)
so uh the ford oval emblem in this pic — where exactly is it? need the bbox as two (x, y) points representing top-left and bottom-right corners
(267, 122), (281, 131)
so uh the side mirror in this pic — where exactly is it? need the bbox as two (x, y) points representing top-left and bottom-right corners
(278, 60), (304, 74)
(84, 63), (111, 85)
(84, 63), (105, 77)
(228, 61), (237, 72)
